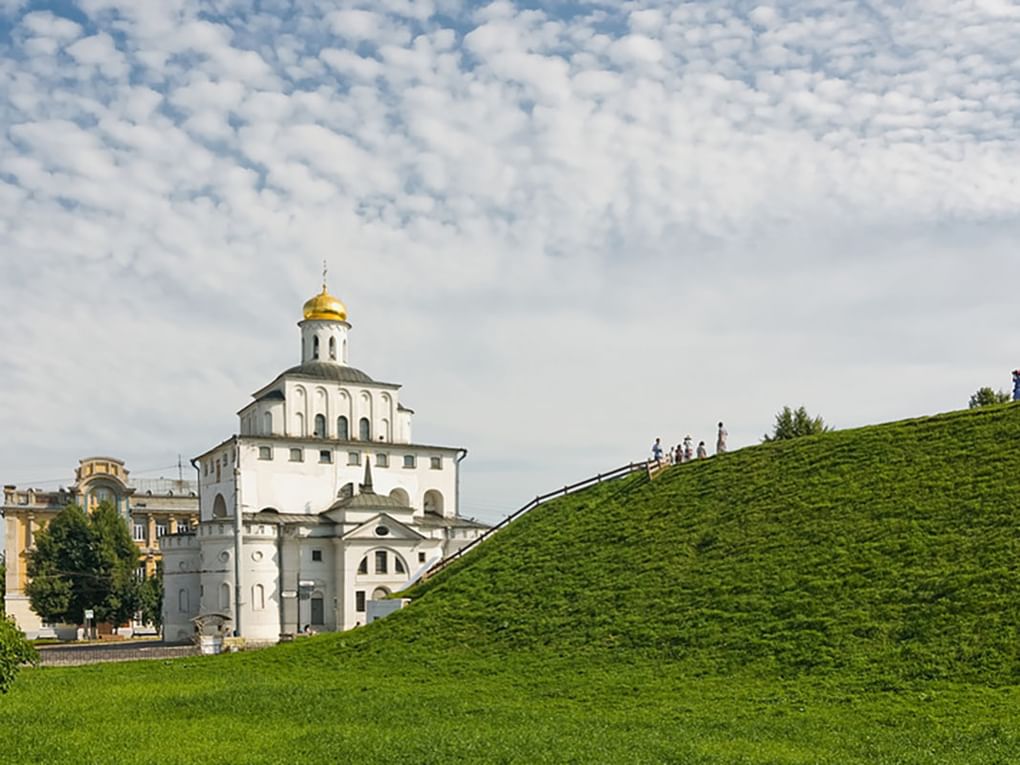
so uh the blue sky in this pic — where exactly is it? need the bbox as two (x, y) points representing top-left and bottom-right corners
(2, 0), (1019, 524)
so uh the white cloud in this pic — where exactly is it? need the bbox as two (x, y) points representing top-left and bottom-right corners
(22, 10), (83, 41)
(748, 5), (780, 29)
(1, 0), (1020, 521)
(65, 32), (129, 78)
(609, 33), (664, 65)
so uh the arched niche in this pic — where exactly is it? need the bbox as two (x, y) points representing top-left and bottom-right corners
(423, 489), (444, 516)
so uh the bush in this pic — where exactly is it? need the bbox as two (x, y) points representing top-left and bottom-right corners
(968, 387), (1010, 408)
(762, 405), (830, 441)
(0, 615), (37, 693)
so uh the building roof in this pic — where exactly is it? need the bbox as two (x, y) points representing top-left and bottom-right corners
(193, 436), (238, 462)
(131, 477), (198, 496)
(234, 434), (464, 453)
(326, 492), (409, 512)
(415, 514), (490, 529)
(245, 510), (332, 525)
(281, 361), (376, 384)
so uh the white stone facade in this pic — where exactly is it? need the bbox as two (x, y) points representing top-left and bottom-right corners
(162, 286), (486, 643)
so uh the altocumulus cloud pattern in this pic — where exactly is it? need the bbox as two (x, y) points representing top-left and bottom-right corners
(2, 0), (1020, 518)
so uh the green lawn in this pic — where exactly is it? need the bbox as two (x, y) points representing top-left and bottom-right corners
(3, 404), (1019, 764)
(4, 647), (1019, 764)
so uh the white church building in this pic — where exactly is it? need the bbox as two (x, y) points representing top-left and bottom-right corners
(161, 281), (487, 643)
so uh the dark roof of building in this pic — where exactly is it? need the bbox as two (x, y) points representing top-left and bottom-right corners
(245, 509), (332, 525)
(326, 492), (409, 512)
(416, 514), (490, 529)
(280, 361), (376, 384)
(256, 389), (285, 401)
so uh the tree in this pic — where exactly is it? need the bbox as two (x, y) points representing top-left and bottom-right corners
(89, 503), (143, 627)
(25, 503), (141, 627)
(139, 563), (163, 631)
(968, 387), (1010, 408)
(763, 406), (831, 442)
(0, 615), (37, 693)
(25, 505), (89, 623)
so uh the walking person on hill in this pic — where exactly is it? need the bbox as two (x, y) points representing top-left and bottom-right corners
(651, 437), (664, 464)
(683, 435), (693, 462)
(674, 444), (683, 464)
(696, 441), (708, 459)
(716, 422), (728, 455)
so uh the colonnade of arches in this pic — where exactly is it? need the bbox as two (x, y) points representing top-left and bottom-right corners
(285, 386), (392, 441)
(311, 414), (373, 440)
(245, 384), (401, 443)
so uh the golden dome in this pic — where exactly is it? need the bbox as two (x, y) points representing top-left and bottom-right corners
(303, 286), (347, 322)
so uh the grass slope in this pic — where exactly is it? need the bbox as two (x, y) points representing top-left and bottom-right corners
(2, 404), (1019, 764)
(397, 402), (1020, 684)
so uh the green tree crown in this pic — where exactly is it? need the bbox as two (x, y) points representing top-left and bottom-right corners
(25, 503), (142, 627)
(968, 387), (1010, 408)
(763, 406), (831, 442)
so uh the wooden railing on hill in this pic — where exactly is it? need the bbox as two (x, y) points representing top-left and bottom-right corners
(421, 460), (651, 581)
(646, 458), (670, 480)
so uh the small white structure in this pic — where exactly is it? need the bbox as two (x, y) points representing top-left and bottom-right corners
(366, 597), (411, 624)
(162, 281), (486, 643)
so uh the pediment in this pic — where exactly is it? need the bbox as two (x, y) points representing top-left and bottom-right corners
(342, 513), (424, 541)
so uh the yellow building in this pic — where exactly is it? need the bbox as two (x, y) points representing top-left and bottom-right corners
(2, 457), (199, 638)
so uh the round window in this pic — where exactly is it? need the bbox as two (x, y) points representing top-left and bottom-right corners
(218, 550), (230, 562)
(252, 550), (264, 562)
(375, 526), (389, 536)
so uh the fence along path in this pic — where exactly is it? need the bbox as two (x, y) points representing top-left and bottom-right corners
(37, 643), (199, 667)
(421, 459), (652, 581)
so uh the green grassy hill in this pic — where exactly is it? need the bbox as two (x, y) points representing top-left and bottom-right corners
(2, 404), (1019, 764)
(386, 402), (1020, 684)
